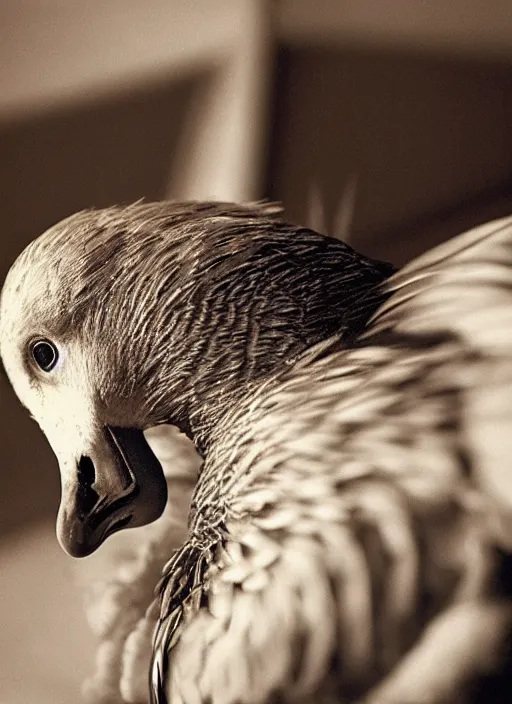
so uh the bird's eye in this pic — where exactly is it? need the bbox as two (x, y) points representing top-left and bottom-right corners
(30, 339), (59, 372)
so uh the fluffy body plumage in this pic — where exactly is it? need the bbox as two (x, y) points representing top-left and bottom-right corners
(2, 203), (512, 703)
(150, 218), (512, 704)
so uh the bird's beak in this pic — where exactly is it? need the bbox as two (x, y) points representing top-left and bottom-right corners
(56, 426), (168, 557)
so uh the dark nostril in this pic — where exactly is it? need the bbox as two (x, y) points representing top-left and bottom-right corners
(76, 456), (99, 516)
(78, 455), (95, 485)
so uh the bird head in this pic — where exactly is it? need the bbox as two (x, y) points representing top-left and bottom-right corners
(0, 201), (395, 557)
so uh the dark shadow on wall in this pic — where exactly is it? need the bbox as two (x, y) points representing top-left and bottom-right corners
(267, 46), (512, 265)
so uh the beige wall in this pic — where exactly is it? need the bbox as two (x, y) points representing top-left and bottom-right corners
(268, 45), (512, 264)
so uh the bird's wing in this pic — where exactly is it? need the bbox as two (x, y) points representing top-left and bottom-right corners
(367, 215), (512, 547)
(151, 541), (218, 704)
(151, 217), (512, 704)
(369, 215), (512, 351)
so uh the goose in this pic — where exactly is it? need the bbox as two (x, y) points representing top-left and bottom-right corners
(3, 202), (512, 703)
(0, 201), (398, 702)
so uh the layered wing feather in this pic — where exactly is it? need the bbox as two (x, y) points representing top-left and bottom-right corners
(152, 217), (512, 704)
(369, 215), (512, 547)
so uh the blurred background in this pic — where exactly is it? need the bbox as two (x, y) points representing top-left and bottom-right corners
(1, 1), (512, 701)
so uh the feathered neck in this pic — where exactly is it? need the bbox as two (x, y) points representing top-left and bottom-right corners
(152, 270), (396, 456)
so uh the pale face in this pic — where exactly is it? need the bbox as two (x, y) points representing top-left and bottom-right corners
(0, 278), (168, 558)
